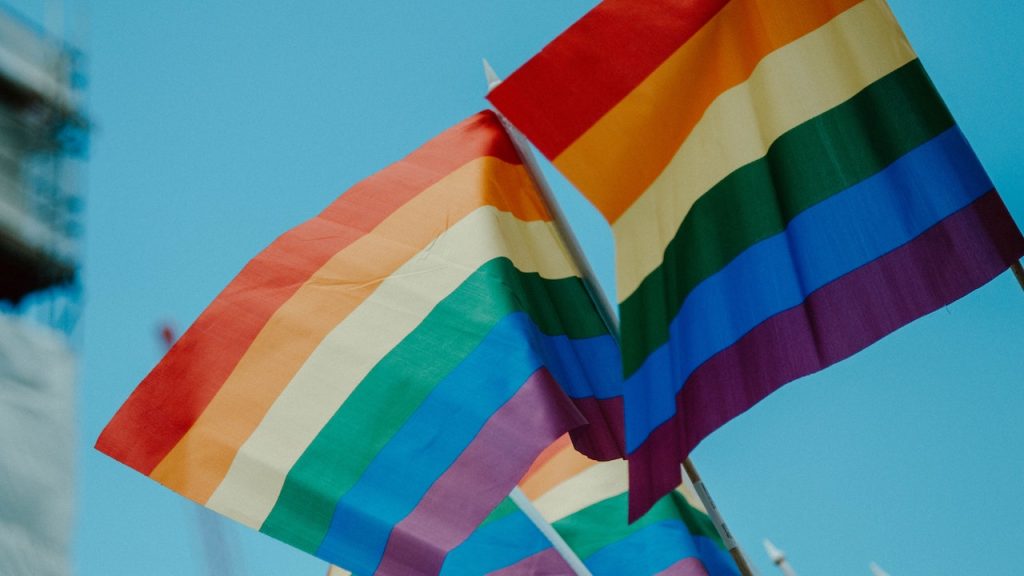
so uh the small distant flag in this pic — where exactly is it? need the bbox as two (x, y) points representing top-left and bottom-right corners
(335, 435), (738, 575)
(489, 0), (1024, 517)
(328, 496), (577, 575)
(519, 435), (740, 575)
(96, 111), (621, 575)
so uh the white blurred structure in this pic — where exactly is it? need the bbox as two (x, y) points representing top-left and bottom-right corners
(763, 539), (798, 576)
(0, 313), (75, 576)
(0, 4), (85, 576)
(0, 2), (86, 308)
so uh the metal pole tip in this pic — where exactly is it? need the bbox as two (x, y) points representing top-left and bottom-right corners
(482, 58), (502, 91)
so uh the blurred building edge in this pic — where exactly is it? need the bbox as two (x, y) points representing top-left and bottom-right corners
(0, 2), (88, 312)
(0, 4), (85, 576)
(0, 312), (76, 576)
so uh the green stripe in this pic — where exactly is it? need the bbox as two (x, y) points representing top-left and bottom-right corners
(260, 257), (606, 552)
(553, 491), (722, 560)
(620, 60), (954, 376)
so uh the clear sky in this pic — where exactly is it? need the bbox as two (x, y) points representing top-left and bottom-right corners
(4, 1), (1021, 574)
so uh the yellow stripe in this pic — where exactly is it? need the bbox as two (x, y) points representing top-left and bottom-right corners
(552, 0), (865, 223)
(533, 459), (629, 523)
(612, 0), (915, 300)
(204, 207), (577, 528)
(679, 474), (706, 514)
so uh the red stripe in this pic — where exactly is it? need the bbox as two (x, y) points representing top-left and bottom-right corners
(487, 0), (728, 159)
(628, 190), (1024, 519)
(95, 111), (521, 475)
(374, 368), (585, 576)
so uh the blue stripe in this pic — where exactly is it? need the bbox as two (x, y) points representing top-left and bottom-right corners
(625, 126), (992, 451)
(694, 536), (742, 576)
(583, 520), (727, 575)
(538, 333), (621, 400)
(440, 509), (554, 575)
(313, 311), (610, 573)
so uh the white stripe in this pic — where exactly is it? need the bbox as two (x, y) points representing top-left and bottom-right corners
(205, 205), (577, 527)
(532, 459), (629, 523)
(679, 472), (706, 514)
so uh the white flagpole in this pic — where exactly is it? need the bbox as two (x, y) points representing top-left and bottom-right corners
(509, 488), (593, 576)
(483, 59), (618, 338)
(483, 59), (595, 576)
(484, 59), (756, 576)
(763, 539), (798, 576)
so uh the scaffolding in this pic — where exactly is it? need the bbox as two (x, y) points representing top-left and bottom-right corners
(0, 4), (87, 310)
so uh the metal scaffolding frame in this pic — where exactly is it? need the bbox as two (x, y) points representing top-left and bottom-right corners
(0, 3), (88, 330)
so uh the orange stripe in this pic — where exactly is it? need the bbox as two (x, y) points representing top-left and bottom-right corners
(553, 0), (863, 223)
(149, 156), (549, 503)
(521, 434), (572, 480)
(520, 438), (598, 501)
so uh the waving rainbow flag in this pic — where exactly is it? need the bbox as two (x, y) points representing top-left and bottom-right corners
(520, 436), (739, 575)
(489, 0), (1024, 517)
(96, 111), (621, 575)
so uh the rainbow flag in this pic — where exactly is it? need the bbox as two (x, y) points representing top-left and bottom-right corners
(489, 0), (1024, 518)
(334, 435), (738, 576)
(520, 436), (739, 575)
(96, 111), (622, 575)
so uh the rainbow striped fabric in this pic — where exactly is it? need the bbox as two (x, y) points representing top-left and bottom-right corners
(96, 111), (622, 575)
(489, 0), (1024, 518)
(520, 435), (739, 575)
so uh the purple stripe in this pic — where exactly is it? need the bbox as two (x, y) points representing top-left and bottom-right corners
(568, 395), (626, 462)
(629, 191), (1024, 518)
(654, 557), (711, 576)
(485, 548), (573, 576)
(374, 368), (586, 576)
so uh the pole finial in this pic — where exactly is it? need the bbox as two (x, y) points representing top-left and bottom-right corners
(482, 58), (502, 92)
(869, 562), (891, 576)
(763, 539), (785, 562)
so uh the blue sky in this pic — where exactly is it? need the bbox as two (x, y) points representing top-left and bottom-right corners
(4, 1), (1021, 574)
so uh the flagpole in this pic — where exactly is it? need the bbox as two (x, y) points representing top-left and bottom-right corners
(1012, 261), (1024, 291)
(480, 60), (593, 576)
(484, 59), (756, 576)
